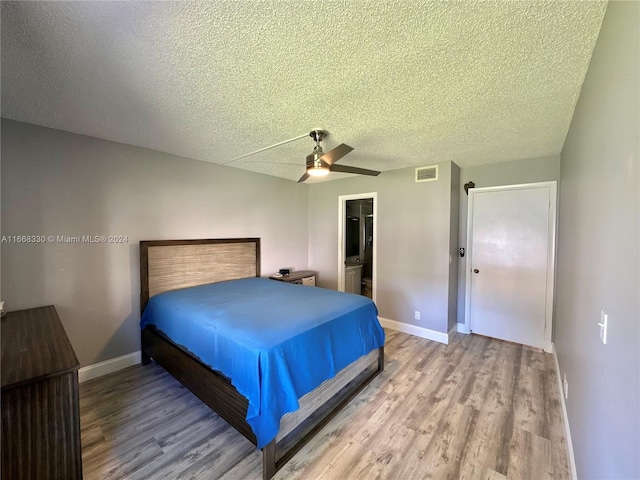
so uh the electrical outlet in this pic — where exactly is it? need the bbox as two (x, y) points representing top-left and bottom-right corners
(563, 373), (569, 400)
(599, 311), (608, 345)
(414, 311), (421, 320)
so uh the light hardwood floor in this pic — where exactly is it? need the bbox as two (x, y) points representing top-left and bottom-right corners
(80, 330), (569, 479)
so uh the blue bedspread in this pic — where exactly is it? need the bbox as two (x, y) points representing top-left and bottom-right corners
(140, 277), (385, 448)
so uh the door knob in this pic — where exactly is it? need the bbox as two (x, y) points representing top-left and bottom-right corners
(473, 269), (479, 274)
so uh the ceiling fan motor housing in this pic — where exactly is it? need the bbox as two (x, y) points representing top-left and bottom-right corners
(307, 146), (326, 167)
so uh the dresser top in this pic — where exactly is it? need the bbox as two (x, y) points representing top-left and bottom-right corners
(268, 270), (316, 281)
(1, 305), (79, 389)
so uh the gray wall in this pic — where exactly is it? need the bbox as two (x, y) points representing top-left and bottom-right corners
(308, 162), (457, 335)
(457, 155), (561, 325)
(555, 2), (639, 479)
(1, 119), (310, 366)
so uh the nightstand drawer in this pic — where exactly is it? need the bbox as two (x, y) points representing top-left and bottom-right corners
(301, 276), (316, 286)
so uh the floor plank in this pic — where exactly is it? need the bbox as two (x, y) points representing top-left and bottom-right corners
(80, 331), (569, 479)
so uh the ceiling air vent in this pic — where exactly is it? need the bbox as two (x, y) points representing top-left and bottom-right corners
(415, 165), (438, 183)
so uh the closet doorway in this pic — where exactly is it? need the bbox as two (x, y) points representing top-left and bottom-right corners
(338, 193), (377, 301)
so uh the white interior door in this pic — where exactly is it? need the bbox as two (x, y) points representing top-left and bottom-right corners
(465, 183), (556, 351)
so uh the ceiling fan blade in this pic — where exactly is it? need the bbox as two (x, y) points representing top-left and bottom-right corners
(297, 172), (310, 183)
(249, 161), (302, 166)
(319, 144), (353, 165)
(330, 164), (381, 176)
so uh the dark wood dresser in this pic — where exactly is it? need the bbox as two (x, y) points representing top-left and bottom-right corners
(1, 305), (82, 480)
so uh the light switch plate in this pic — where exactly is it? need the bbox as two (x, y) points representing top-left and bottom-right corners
(599, 311), (608, 345)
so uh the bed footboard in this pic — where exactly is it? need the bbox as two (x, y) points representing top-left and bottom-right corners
(141, 326), (384, 479)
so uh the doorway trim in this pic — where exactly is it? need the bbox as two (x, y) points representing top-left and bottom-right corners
(338, 192), (378, 303)
(463, 181), (557, 352)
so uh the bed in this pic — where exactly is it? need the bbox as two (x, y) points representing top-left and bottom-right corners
(139, 238), (385, 479)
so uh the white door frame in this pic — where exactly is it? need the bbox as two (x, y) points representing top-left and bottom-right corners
(464, 181), (557, 352)
(338, 192), (378, 303)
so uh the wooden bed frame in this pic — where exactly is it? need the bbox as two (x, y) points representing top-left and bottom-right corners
(139, 238), (384, 479)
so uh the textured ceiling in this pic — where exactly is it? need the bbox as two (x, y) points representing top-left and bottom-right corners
(1, 1), (607, 182)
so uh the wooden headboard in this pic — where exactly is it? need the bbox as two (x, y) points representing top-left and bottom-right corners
(140, 238), (260, 312)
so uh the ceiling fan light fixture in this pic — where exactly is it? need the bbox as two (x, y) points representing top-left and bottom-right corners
(307, 165), (330, 177)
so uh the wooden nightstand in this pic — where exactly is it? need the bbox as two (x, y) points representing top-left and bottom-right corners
(269, 270), (317, 286)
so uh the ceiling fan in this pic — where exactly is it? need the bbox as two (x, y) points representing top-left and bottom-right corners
(298, 129), (381, 183)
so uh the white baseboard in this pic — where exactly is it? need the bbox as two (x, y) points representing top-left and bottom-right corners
(457, 322), (470, 334)
(379, 317), (449, 344)
(447, 324), (458, 342)
(552, 344), (577, 480)
(78, 350), (141, 383)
